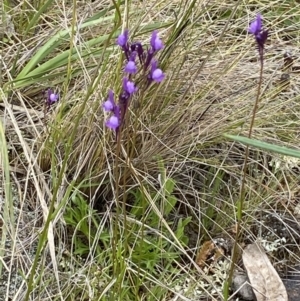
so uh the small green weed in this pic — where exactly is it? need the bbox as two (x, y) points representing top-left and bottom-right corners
(64, 192), (110, 256)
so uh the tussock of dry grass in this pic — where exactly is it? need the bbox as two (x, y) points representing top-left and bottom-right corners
(1, 0), (300, 300)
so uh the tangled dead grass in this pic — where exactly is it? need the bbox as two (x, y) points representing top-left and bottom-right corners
(1, 0), (300, 300)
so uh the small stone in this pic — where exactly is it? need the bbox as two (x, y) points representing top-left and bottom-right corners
(232, 271), (255, 300)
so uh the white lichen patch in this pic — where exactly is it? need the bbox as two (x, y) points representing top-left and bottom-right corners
(259, 237), (286, 253)
(170, 259), (231, 300)
(269, 155), (300, 172)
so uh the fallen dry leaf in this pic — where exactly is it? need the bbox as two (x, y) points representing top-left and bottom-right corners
(242, 242), (288, 301)
(196, 241), (224, 269)
(196, 238), (232, 269)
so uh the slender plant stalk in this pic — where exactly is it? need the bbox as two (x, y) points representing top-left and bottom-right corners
(0, 119), (13, 278)
(224, 54), (264, 299)
(110, 1), (122, 300)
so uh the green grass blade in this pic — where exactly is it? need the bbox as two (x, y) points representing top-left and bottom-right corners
(224, 134), (300, 158)
(15, 15), (115, 80)
(10, 0), (55, 76)
(0, 117), (13, 278)
(24, 35), (116, 78)
(25, 0), (54, 33)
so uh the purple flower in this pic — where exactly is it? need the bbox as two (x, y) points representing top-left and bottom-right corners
(46, 88), (59, 106)
(145, 31), (163, 70)
(117, 30), (129, 47)
(103, 89), (115, 111)
(248, 14), (268, 50)
(150, 30), (163, 52)
(123, 77), (137, 94)
(103, 91), (121, 131)
(152, 69), (165, 82)
(105, 115), (119, 130)
(149, 60), (165, 83)
(125, 52), (137, 74)
(49, 93), (58, 102)
(125, 61), (137, 74)
(103, 100), (113, 111)
(248, 14), (262, 36)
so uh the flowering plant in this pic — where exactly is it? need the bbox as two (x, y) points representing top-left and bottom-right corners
(103, 30), (165, 135)
(248, 14), (268, 62)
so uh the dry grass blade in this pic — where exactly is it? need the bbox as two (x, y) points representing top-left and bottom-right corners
(242, 242), (288, 301)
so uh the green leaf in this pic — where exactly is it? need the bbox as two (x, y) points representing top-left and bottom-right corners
(175, 217), (191, 244)
(130, 189), (147, 217)
(224, 134), (300, 158)
(165, 178), (175, 195)
(74, 239), (90, 256)
(164, 195), (177, 216)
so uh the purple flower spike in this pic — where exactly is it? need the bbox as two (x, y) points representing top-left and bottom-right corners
(103, 90), (115, 111)
(123, 77), (137, 94)
(117, 30), (129, 47)
(150, 30), (163, 52)
(150, 60), (165, 83)
(105, 115), (119, 130)
(248, 14), (268, 50)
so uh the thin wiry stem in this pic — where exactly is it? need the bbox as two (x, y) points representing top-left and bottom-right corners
(110, 0), (122, 299)
(224, 49), (264, 299)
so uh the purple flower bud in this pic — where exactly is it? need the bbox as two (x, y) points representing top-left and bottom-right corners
(256, 30), (268, 49)
(123, 77), (137, 94)
(102, 89), (115, 111)
(119, 92), (130, 106)
(131, 42), (144, 60)
(117, 30), (129, 47)
(105, 115), (119, 130)
(150, 30), (163, 52)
